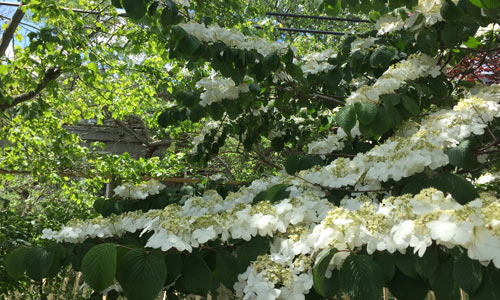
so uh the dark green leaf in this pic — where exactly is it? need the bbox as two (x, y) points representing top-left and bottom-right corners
(453, 252), (482, 294)
(117, 249), (167, 300)
(339, 254), (384, 300)
(266, 184), (290, 203)
(395, 251), (418, 279)
(81, 243), (117, 292)
(380, 94), (401, 106)
(313, 248), (341, 298)
(180, 254), (213, 295)
(471, 266), (500, 300)
(165, 252), (183, 285)
(388, 270), (429, 300)
(436, 173), (479, 205)
(4, 247), (28, 280)
(417, 28), (438, 54)
(177, 34), (201, 55)
(161, 0), (180, 26)
(24, 246), (54, 282)
(122, 0), (147, 20)
(335, 105), (356, 135)
(370, 47), (396, 69)
(215, 248), (239, 289)
(271, 137), (285, 151)
(236, 237), (270, 273)
(446, 139), (477, 169)
(431, 258), (461, 300)
(374, 252), (395, 283)
(441, 0), (465, 21)
(263, 51), (280, 73)
(401, 95), (420, 116)
(354, 102), (377, 125)
(415, 247), (438, 280)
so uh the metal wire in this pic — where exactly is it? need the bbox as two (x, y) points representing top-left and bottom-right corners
(266, 12), (371, 23)
(255, 25), (347, 35)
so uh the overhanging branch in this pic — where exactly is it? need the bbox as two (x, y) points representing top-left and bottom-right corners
(0, 66), (62, 111)
(0, 1), (24, 59)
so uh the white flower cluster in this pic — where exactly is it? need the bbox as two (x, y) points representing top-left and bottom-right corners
(347, 53), (441, 105)
(234, 188), (500, 300)
(192, 121), (223, 152)
(179, 23), (291, 57)
(301, 49), (337, 75)
(476, 172), (500, 185)
(307, 123), (361, 156)
(112, 179), (166, 200)
(306, 85), (500, 188)
(196, 76), (250, 107)
(350, 37), (379, 54)
(43, 85), (500, 299)
(376, 0), (460, 35)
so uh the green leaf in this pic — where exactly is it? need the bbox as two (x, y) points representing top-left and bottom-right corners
(263, 51), (280, 73)
(471, 266), (500, 300)
(401, 95), (420, 116)
(266, 184), (290, 203)
(388, 270), (429, 300)
(177, 34), (201, 55)
(117, 249), (167, 300)
(436, 173), (479, 205)
(380, 94), (401, 106)
(417, 28), (438, 54)
(335, 105), (356, 135)
(374, 252), (395, 283)
(369, 47), (396, 69)
(469, 0), (500, 9)
(215, 248), (239, 289)
(285, 155), (323, 175)
(339, 254), (384, 300)
(440, 23), (459, 47)
(354, 102), (378, 125)
(415, 247), (438, 280)
(431, 258), (461, 300)
(441, 0), (465, 21)
(180, 254), (213, 295)
(164, 252), (182, 285)
(323, 0), (342, 16)
(453, 252), (482, 294)
(464, 36), (481, 49)
(24, 246), (55, 282)
(111, 0), (122, 8)
(394, 251), (418, 279)
(271, 137), (285, 151)
(4, 247), (28, 280)
(249, 83), (261, 95)
(82, 243), (117, 292)
(122, 0), (147, 20)
(445, 139), (477, 169)
(370, 106), (392, 136)
(236, 237), (270, 273)
(313, 248), (340, 298)
(161, 0), (179, 26)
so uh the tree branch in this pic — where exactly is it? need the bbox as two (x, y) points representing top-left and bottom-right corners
(0, 2), (25, 59)
(0, 66), (63, 111)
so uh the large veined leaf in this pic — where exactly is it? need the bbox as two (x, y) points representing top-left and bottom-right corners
(339, 254), (384, 300)
(471, 266), (500, 300)
(436, 173), (479, 204)
(236, 237), (270, 273)
(117, 248), (167, 300)
(215, 248), (239, 289)
(4, 247), (29, 280)
(312, 248), (340, 298)
(445, 138), (477, 169)
(82, 243), (117, 292)
(431, 258), (461, 300)
(122, 0), (147, 20)
(179, 254), (213, 295)
(164, 252), (183, 286)
(415, 246), (438, 280)
(354, 102), (378, 125)
(453, 252), (482, 295)
(335, 105), (356, 135)
(24, 246), (55, 282)
(388, 270), (429, 300)
(469, 0), (500, 9)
